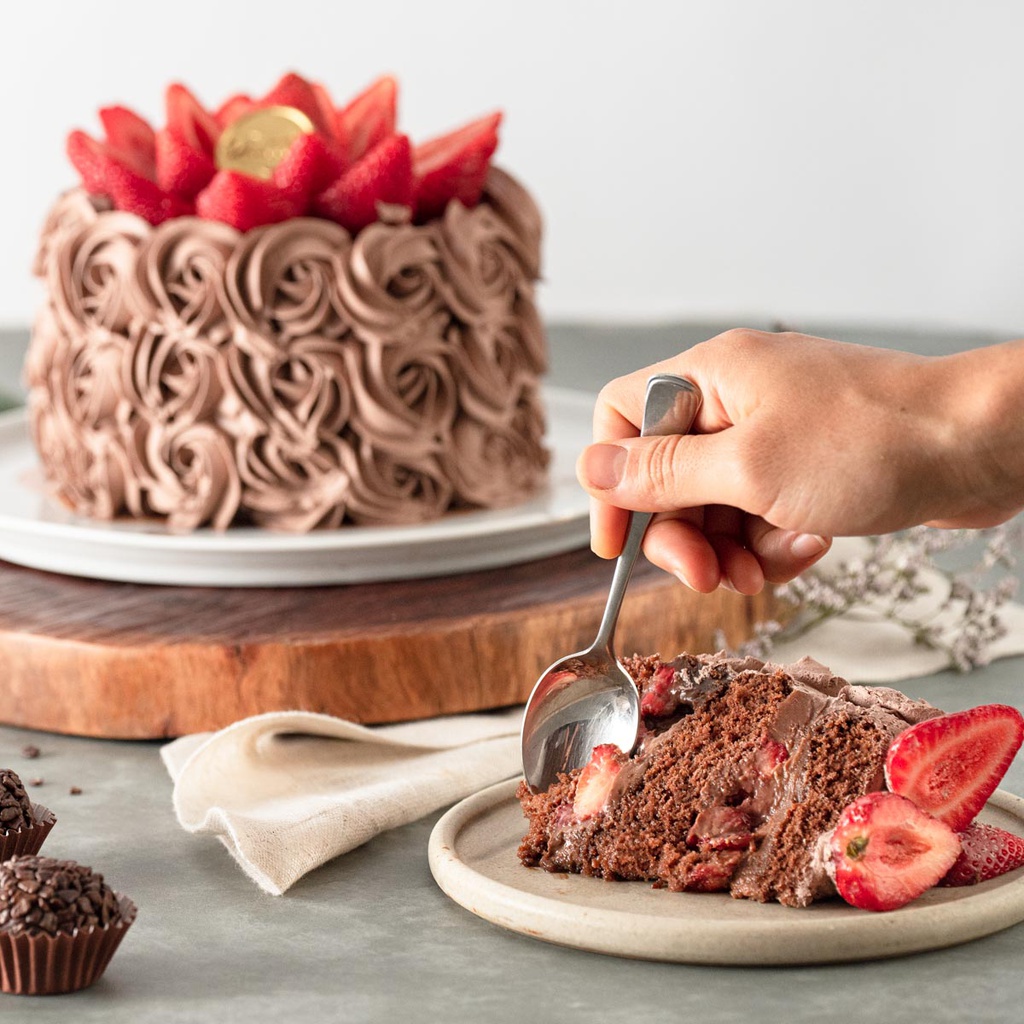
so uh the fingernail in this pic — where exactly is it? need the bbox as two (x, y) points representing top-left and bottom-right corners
(578, 444), (626, 490)
(674, 569), (694, 590)
(789, 533), (829, 559)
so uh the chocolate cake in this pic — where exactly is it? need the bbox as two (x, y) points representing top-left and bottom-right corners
(518, 652), (942, 907)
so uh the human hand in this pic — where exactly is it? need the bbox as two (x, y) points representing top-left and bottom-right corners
(576, 329), (1024, 594)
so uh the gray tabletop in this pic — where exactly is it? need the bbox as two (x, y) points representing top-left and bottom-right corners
(1, 321), (1022, 1024)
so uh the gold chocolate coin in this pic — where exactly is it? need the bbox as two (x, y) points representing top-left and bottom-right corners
(215, 105), (316, 179)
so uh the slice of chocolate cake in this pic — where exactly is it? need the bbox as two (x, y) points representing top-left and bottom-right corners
(517, 653), (942, 907)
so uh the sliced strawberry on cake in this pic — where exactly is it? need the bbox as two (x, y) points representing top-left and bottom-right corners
(259, 72), (335, 138)
(98, 106), (156, 179)
(413, 112), (501, 222)
(885, 704), (1024, 832)
(156, 128), (217, 200)
(273, 133), (346, 207)
(165, 82), (221, 157)
(313, 134), (414, 233)
(196, 170), (303, 232)
(336, 75), (398, 165)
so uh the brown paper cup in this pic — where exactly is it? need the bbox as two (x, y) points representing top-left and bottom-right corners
(0, 804), (56, 862)
(0, 894), (136, 995)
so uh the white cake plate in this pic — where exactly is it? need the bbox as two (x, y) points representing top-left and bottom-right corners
(0, 386), (594, 587)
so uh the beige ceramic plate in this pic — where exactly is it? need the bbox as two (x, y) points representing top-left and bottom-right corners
(428, 779), (1024, 965)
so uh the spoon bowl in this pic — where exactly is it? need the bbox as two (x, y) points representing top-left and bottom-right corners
(521, 374), (702, 793)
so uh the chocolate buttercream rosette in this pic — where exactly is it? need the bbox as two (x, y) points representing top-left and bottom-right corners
(0, 855), (136, 996)
(0, 771), (56, 863)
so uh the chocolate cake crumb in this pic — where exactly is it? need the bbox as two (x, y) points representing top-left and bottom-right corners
(0, 769), (34, 834)
(28, 779), (43, 788)
(69, 786), (82, 796)
(20, 745), (40, 760)
(0, 856), (121, 937)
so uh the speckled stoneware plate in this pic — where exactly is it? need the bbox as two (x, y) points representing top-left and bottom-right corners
(0, 387), (593, 587)
(428, 779), (1024, 965)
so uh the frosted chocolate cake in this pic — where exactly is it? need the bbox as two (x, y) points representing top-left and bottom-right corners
(25, 73), (548, 531)
(517, 652), (945, 907)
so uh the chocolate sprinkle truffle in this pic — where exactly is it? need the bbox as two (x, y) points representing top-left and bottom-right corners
(0, 856), (122, 938)
(0, 770), (34, 834)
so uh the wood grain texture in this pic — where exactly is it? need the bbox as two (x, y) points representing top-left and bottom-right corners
(0, 552), (781, 739)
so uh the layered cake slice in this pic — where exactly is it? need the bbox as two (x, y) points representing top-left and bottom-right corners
(518, 652), (1024, 909)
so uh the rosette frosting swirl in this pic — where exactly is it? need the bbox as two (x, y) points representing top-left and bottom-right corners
(25, 167), (549, 532)
(225, 219), (351, 348)
(132, 218), (238, 340)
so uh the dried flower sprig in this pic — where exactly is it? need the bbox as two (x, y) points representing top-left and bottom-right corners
(716, 521), (1022, 672)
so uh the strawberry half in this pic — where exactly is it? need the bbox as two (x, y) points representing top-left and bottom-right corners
(313, 133), (413, 233)
(337, 75), (398, 165)
(273, 132), (346, 207)
(830, 792), (961, 912)
(196, 170), (303, 232)
(940, 822), (1024, 886)
(99, 106), (156, 179)
(885, 704), (1024, 832)
(156, 128), (216, 200)
(572, 743), (627, 819)
(215, 93), (255, 128)
(166, 83), (220, 157)
(260, 72), (334, 137)
(413, 111), (501, 222)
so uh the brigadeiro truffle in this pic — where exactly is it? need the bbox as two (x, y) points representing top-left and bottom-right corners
(0, 769), (56, 861)
(0, 855), (136, 995)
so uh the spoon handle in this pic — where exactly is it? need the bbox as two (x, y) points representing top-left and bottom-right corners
(592, 374), (703, 651)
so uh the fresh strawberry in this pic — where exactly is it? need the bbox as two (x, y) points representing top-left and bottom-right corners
(830, 792), (961, 911)
(337, 75), (397, 164)
(196, 170), (303, 232)
(639, 664), (677, 718)
(99, 106), (156, 179)
(155, 128), (216, 200)
(260, 72), (333, 136)
(313, 133), (413, 233)
(67, 130), (187, 223)
(754, 735), (789, 776)
(572, 744), (627, 819)
(215, 93), (255, 127)
(885, 704), (1024, 832)
(165, 83), (220, 156)
(686, 806), (753, 851)
(67, 130), (119, 195)
(940, 822), (1024, 886)
(311, 81), (340, 141)
(272, 132), (345, 206)
(413, 111), (501, 222)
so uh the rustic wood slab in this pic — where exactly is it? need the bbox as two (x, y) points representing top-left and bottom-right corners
(0, 551), (780, 739)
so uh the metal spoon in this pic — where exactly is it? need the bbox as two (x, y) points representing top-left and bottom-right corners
(521, 373), (703, 793)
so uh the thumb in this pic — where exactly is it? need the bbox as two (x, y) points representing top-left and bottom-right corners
(576, 433), (742, 512)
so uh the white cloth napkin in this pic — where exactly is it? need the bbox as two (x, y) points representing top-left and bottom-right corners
(162, 537), (1024, 895)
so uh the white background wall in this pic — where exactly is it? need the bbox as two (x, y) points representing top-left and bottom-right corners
(3, 0), (1024, 335)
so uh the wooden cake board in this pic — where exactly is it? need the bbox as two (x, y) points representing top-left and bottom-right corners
(0, 550), (780, 739)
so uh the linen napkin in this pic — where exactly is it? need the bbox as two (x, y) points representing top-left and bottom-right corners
(162, 537), (1024, 895)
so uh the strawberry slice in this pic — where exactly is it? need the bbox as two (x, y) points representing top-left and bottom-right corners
(166, 83), (220, 156)
(156, 128), (216, 200)
(67, 130), (119, 195)
(196, 170), (303, 232)
(272, 132), (345, 206)
(313, 133), (413, 233)
(940, 823), (1024, 886)
(215, 93), (255, 128)
(572, 743), (627, 820)
(830, 792), (961, 911)
(99, 106), (156, 179)
(413, 111), (501, 222)
(260, 72), (333, 136)
(67, 130), (188, 224)
(885, 704), (1024, 832)
(337, 75), (397, 164)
